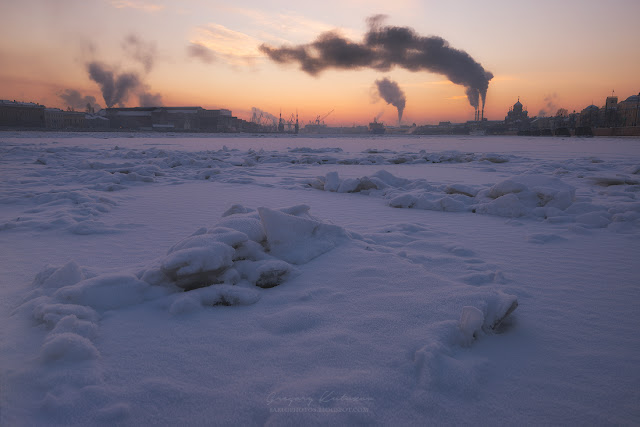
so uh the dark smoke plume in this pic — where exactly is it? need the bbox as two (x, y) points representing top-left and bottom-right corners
(260, 15), (493, 109)
(123, 33), (157, 73)
(87, 62), (141, 108)
(59, 89), (102, 112)
(375, 78), (406, 123)
(139, 90), (163, 107)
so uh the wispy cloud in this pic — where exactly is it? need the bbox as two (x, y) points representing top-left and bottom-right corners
(221, 7), (361, 43)
(108, 0), (164, 13)
(187, 43), (216, 64)
(189, 23), (262, 66)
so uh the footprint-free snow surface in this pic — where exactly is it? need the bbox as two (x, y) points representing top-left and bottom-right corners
(1, 133), (639, 425)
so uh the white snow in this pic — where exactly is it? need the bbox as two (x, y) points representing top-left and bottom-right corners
(1, 132), (639, 425)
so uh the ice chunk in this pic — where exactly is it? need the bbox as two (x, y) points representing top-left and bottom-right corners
(216, 216), (265, 243)
(50, 314), (99, 339)
(575, 211), (611, 228)
(54, 273), (163, 311)
(169, 284), (260, 315)
(337, 178), (360, 193)
(389, 194), (418, 208)
(235, 259), (296, 288)
(445, 184), (479, 197)
(479, 153), (509, 163)
(487, 180), (527, 199)
(372, 170), (410, 187)
(33, 302), (99, 326)
(37, 261), (85, 289)
(475, 193), (529, 217)
(222, 204), (255, 217)
(161, 244), (234, 290)
(40, 332), (100, 362)
(258, 207), (350, 264)
(459, 306), (485, 343)
(168, 229), (248, 253)
(324, 171), (341, 192)
(482, 292), (519, 330)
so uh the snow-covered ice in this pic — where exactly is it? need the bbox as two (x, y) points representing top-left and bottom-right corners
(1, 132), (639, 425)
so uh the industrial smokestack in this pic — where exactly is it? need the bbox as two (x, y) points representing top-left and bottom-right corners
(259, 15), (493, 111)
(374, 77), (406, 124)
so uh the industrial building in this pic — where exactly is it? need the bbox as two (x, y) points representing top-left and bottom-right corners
(104, 106), (250, 132)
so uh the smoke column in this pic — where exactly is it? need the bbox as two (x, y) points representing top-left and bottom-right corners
(87, 62), (142, 108)
(538, 93), (559, 117)
(86, 35), (163, 108)
(260, 15), (493, 110)
(59, 89), (101, 112)
(375, 78), (406, 123)
(139, 90), (163, 107)
(251, 107), (278, 126)
(122, 33), (157, 73)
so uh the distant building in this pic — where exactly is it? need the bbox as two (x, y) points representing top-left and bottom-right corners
(0, 100), (45, 128)
(577, 105), (600, 128)
(618, 93), (640, 127)
(85, 113), (110, 129)
(105, 107), (154, 129)
(504, 98), (530, 131)
(44, 108), (64, 129)
(63, 111), (86, 129)
(602, 95), (618, 127)
(104, 106), (247, 132)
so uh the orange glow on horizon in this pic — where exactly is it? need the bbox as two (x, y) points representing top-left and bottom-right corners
(1, 1), (638, 126)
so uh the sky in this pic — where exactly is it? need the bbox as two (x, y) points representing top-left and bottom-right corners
(1, 0), (639, 125)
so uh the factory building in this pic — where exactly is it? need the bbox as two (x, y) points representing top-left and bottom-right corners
(105, 106), (243, 132)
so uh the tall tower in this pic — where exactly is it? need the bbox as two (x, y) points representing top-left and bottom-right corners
(278, 110), (284, 133)
(605, 91), (618, 127)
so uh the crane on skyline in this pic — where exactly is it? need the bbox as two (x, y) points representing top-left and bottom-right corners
(313, 109), (334, 126)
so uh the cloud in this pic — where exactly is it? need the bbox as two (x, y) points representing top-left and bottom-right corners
(108, 0), (164, 12)
(260, 15), (493, 109)
(223, 7), (359, 43)
(186, 43), (216, 64)
(188, 23), (262, 65)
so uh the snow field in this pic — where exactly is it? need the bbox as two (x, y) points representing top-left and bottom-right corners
(1, 134), (639, 425)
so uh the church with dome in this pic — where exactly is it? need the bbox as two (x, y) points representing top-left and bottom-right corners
(504, 97), (530, 130)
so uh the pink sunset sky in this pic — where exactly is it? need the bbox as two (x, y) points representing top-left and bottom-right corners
(1, 0), (638, 125)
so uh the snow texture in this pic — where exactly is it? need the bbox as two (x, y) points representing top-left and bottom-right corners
(1, 133), (639, 426)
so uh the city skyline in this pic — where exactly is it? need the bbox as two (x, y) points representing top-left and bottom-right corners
(1, 0), (639, 125)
